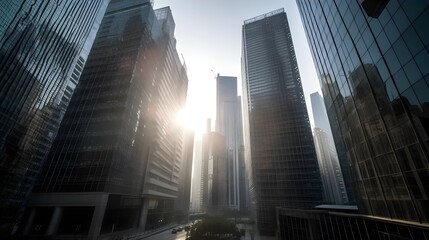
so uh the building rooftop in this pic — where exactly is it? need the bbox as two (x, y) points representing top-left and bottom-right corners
(244, 8), (284, 24)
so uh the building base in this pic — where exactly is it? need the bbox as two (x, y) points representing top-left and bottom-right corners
(17, 193), (175, 239)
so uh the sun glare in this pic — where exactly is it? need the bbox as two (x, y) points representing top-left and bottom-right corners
(176, 106), (208, 136)
(176, 108), (194, 129)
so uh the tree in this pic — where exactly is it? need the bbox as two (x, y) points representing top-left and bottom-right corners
(188, 217), (241, 240)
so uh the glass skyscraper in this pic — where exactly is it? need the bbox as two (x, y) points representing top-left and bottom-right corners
(295, 0), (429, 234)
(0, 0), (108, 235)
(215, 75), (245, 211)
(190, 139), (203, 212)
(241, 9), (323, 235)
(19, 1), (189, 238)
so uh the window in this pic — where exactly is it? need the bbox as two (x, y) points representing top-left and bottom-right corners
(393, 70), (409, 93)
(385, 49), (401, 74)
(392, 38), (411, 66)
(415, 50), (429, 76)
(403, 60), (422, 85)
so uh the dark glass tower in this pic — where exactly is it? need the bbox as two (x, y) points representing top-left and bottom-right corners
(241, 9), (323, 235)
(215, 75), (246, 211)
(297, 0), (429, 225)
(0, 0), (108, 234)
(20, 1), (189, 238)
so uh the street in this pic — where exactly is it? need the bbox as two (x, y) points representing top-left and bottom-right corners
(142, 228), (188, 240)
(140, 223), (275, 240)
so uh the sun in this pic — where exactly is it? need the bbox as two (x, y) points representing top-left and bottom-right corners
(176, 106), (207, 135)
(176, 107), (195, 129)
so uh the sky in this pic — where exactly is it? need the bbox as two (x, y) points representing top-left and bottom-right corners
(153, 0), (322, 136)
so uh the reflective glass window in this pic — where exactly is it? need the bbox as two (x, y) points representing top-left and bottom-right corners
(405, 172), (424, 199)
(392, 38), (411, 66)
(401, 87), (421, 112)
(396, 148), (413, 171)
(376, 59), (390, 83)
(369, 18), (383, 37)
(378, 7), (391, 26)
(402, 26), (424, 55)
(377, 31), (391, 53)
(415, 50), (429, 76)
(368, 42), (381, 63)
(409, 144), (429, 169)
(356, 37), (367, 56)
(393, 70), (409, 93)
(362, 27), (373, 48)
(386, 0), (400, 15)
(392, 8), (410, 33)
(403, 60), (422, 85)
(413, 7), (429, 45)
(402, 1), (427, 21)
(374, 154), (400, 176)
(349, 21), (359, 39)
(412, 79), (429, 108)
(385, 20), (400, 44)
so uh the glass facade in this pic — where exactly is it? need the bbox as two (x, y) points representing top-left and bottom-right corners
(297, 0), (429, 224)
(215, 75), (245, 211)
(36, 0), (158, 195)
(21, 1), (189, 238)
(206, 132), (227, 212)
(241, 9), (323, 235)
(0, 0), (108, 234)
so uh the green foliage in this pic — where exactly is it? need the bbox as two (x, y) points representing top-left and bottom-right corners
(188, 217), (241, 240)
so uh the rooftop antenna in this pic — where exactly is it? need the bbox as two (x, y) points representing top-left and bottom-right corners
(210, 70), (218, 79)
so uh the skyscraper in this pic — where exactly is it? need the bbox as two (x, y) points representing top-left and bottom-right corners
(0, 0), (108, 234)
(215, 75), (245, 211)
(241, 9), (323, 235)
(19, 1), (189, 238)
(298, 0), (429, 223)
(311, 92), (348, 204)
(275, 1), (429, 239)
(200, 119), (228, 213)
(190, 139), (203, 213)
(206, 132), (227, 213)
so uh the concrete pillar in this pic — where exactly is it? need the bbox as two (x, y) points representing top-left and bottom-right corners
(46, 207), (63, 235)
(23, 208), (36, 234)
(88, 195), (108, 240)
(138, 199), (149, 231)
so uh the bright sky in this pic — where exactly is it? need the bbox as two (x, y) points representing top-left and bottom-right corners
(154, 0), (322, 136)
